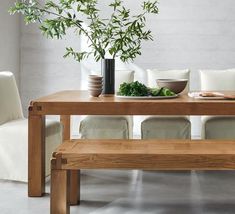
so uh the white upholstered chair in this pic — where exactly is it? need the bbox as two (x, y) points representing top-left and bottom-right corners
(141, 69), (191, 139)
(79, 70), (134, 139)
(200, 69), (235, 139)
(0, 71), (62, 182)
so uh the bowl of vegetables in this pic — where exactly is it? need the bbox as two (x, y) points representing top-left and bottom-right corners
(156, 79), (188, 94)
(117, 81), (176, 99)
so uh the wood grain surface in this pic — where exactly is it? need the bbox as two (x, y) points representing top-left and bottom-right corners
(28, 114), (45, 197)
(50, 168), (70, 214)
(29, 90), (235, 197)
(54, 139), (235, 170)
(60, 115), (80, 205)
(31, 90), (235, 116)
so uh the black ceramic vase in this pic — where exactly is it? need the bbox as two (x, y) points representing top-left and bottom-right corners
(101, 58), (115, 95)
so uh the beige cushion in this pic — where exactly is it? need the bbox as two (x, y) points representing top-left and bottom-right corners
(200, 69), (235, 139)
(200, 69), (235, 91)
(201, 116), (235, 139)
(115, 70), (135, 90)
(0, 71), (23, 125)
(142, 116), (191, 139)
(80, 70), (134, 139)
(0, 119), (62, 182)
(80, 116), (132, 139)
(0, 71), (62, 181)
(141, 69), (191, 139)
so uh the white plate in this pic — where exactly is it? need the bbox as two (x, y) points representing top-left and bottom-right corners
(115, 94), (178, 99)
(188, 92), (225, 100)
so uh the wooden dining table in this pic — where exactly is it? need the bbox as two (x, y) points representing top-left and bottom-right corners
(28, 90), (235, 199)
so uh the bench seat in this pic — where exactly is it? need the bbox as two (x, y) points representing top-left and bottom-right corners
(50, 139), (235, 214)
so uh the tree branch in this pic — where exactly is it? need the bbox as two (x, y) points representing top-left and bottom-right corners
(35, 5), (105, 58)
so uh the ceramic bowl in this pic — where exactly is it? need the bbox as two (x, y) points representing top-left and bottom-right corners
(88, 86), (103, 91)
(89, 75), (103, 81)
(88, 89), (102, 97)
(88, 84), (103, 89)
(156, 79), (188, 94)
(88, 81), (103, 86)
(89, 79), (103, 83)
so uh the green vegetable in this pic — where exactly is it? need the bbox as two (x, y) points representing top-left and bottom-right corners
(159, 88), (175, 96)
(118, 81), (176, 97)
(149, 88), (160, 96)
(119, 81), (149, 96)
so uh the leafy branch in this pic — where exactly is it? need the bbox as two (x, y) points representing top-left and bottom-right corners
(9, 0), (159, 62)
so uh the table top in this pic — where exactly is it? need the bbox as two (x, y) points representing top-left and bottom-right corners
(57, 139), (235, 155)
(30, 90), (235, 115)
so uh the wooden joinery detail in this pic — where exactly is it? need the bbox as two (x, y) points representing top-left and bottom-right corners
(52, 153), (80, 205)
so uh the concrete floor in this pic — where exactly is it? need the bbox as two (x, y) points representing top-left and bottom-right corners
(1, 170), (235, 214)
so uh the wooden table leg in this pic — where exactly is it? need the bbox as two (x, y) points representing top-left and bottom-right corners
(28, 110), (46, 197)
(60, 115), (80, 205)
(69, 170), (80, 205)
(60, 115), (71, 141)
(51, 167), (70, 214)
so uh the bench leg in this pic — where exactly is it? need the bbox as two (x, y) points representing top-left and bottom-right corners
(60, 115), (80, 205)
(51, 169), (70, 214)
(70, 170), (80, 205)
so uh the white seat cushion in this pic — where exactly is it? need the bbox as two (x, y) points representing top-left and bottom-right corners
(141, 116), (191, 139)
(200, 69), (235, 91)
(201, 116), (235, 139)
(0, 119), (62, 182)
(80, 116), (133, 139)
(141, 69), (191, 139)
(80, 70), (134, 139)
(115, 70), (135, 90)
(0, 71), (23, 125)
(200, 69), (235, 139)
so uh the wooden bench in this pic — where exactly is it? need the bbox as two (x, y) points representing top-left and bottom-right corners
(50, 139), (235, 214)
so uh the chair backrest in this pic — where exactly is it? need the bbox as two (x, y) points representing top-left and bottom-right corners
(115, 70), (135, 91)
(200, 69), (235, 90)
(0, 71), (24, 125)
(146, 69), (190, 94)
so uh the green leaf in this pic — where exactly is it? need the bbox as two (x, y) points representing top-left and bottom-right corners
(9, 0), (158, 63)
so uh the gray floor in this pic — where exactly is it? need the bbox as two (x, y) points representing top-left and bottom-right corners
(1, 170), (235, 214)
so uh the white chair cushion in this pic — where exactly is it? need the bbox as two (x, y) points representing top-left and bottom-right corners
(141, 116), (191, 139)
(0, 72), (23, 125)
(147, 69), (190, 94)
(80, 70), (134, 139)
(200, 69), (235, 91)
(115, 70), (135, 91)
(141, 69), (191, 139)
(201, 116), (235, 139)
(80, 116), (133, 139)
(0, 119), (62, 182)
(200, 69), (235, 139)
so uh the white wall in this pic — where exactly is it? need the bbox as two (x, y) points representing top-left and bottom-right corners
(20, 0), (235, 137)
(0, 0), (20, 85)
